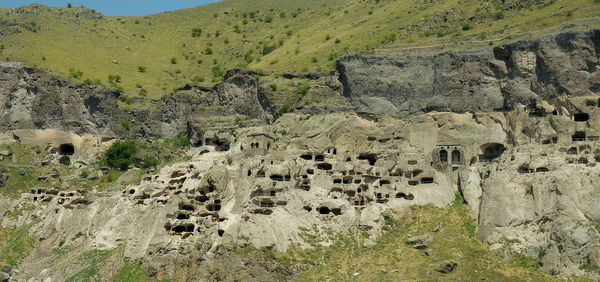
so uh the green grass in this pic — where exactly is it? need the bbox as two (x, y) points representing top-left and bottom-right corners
(0, 225), (36, 267)
(114, 261), (171, 282)
(0, 0), (598, 98)
(65, 249), (114, 282)
(267, 202), (566, 281)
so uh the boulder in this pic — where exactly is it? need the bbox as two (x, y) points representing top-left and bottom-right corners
(363, 239), (376, 248)
(435, 260), (457, 274)
(407, 234), (434, 249)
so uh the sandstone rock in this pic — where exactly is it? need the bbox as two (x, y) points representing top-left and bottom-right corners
(435, 260), (457, 274)
(407, 234), (434, 249)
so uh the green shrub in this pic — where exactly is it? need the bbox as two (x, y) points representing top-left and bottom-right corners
(191, 27), (202, 37)
(170, 57), (177, 64)
(101, 140), (137, 170)
(493, 11), (505, 20)
(69, 68), (83, 79)
(137, 66), (146, 73)
(383, 34), (396, 43)
(120, 119), (131, 131)
(277, 103), (294, 115)
(192, 76), (205, 84)
(262, 45), (276, 55)
(205, 47), (213, 54)
(164, 133), (190, 148)
(264, 16), (273, 23)
(108, 74), (121, 84)
(80, 169), (90, 179)
(83, 78), (102, 86)
(211, 65), (224, 78)
(334, 38), (341, 44)
(298, 84), (310, 96)
(140, 157), (159, 169)
(461, 22), (473, 31)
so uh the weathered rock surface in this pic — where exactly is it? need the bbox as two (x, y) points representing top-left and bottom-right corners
(338, 29), (600, 115)
(0, 62), (120, 135)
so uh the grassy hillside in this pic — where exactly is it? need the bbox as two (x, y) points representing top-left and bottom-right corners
(0, 0), (599, 97)
(249, 197), (592, 281)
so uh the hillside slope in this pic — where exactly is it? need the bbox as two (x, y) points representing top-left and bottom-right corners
(0, 0), (599, 96)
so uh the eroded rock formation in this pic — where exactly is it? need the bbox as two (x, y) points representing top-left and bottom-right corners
(0, 28), (599, 280)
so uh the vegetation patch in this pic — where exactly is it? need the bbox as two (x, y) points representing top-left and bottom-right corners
(0, 225), (36, 267)
(114, 261), (171, 282)
(255, 201), (564, 281)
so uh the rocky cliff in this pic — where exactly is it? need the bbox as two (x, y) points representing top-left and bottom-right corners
(0, 62), (120, 136)
(338, 29), (600, 115)
(0, 28), (599, 281)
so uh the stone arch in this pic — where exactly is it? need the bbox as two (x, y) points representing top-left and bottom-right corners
(451, 150), (461, 164)
(439, 150), (448, 163)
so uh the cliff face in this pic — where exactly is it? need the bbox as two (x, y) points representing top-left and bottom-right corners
(0, 62), (121, 135)
(338, 29), (600, 115)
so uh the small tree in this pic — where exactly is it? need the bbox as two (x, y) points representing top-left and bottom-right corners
(101, 140), (137, 170)
(67, 3), (72, 8)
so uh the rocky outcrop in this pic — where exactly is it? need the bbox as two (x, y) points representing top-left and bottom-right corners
(5, 94), (599, 279)
(338, 29), (600, 115)
(0, 62), (120, 136)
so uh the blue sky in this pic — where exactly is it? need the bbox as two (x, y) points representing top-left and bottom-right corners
(1, 0), (221, 16)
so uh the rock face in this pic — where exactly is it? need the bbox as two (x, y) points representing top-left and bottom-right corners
(338, 29), (600, 115)
(0, 62), (120, 136)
